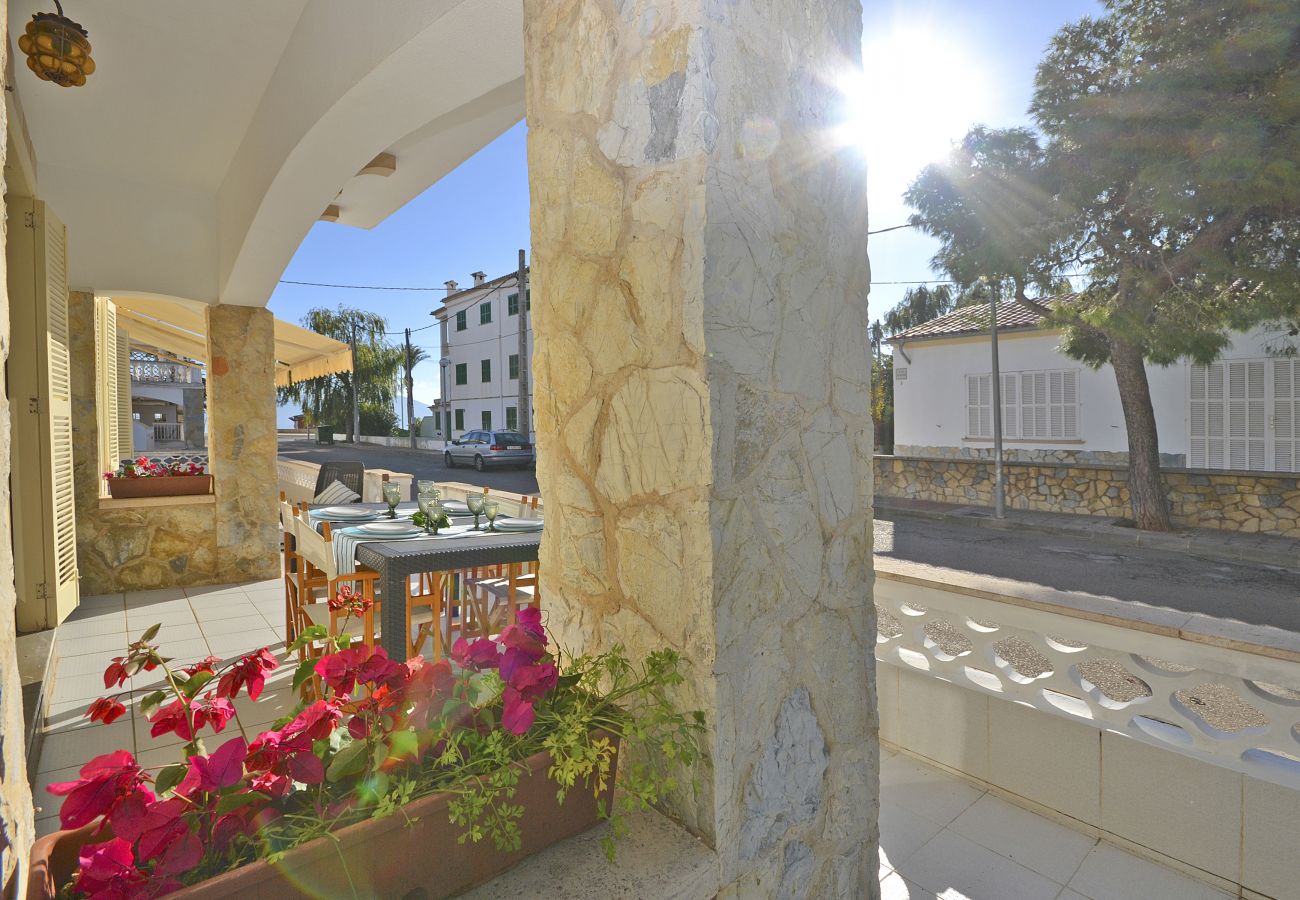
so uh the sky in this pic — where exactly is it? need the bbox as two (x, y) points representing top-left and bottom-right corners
(269, 0), (1101, 424)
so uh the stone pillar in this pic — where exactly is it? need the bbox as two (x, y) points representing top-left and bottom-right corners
(182, 387), (205, 450)
(523, 2), (876, 897)
(205, 305), (278, 582)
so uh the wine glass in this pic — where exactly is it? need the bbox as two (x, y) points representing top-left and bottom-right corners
(466, 493), (485, 530)
(417, 480), (438, 498)
(417, 494), (437, 534)
(482, 499), (500, 532)
(382, 482), (401, 519)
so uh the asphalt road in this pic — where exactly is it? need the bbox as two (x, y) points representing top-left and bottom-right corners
(874, 513), (1300, 634)
(278, 438), (540, 495)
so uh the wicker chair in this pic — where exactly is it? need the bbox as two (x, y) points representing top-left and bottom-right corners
(313, 460), (365, 500)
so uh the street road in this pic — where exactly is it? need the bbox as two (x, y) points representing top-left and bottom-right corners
(278, 438), (540, 496)
(874, 513), (1300, 633)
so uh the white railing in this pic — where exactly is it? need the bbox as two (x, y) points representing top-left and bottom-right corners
(131, 360), (198, 384)
(874, 568), (1300, 790)
(152, 422), (182, 443)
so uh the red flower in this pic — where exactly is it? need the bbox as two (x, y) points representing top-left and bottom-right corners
(181, 655), (221, 678)
(148, 696), (235, 741)
(189, 736), (247, 793)
(502, 688), (537, 735)
(451, 637), (501, 670)
(103, 658), (130, 689)
(404, 657), (456, 729)
(216, 648), (278, 700)
(48, 751), (155, 831)
(87, 696), (127, 725)
(315, 645), (399, 695)
(327, 585), (373, 617)
(506, 660), (558, 703)
(72, 838), (159, 899)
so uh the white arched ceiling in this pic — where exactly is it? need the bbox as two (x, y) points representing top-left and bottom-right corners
(217, 0), (525, 307)
(9, 0), (524, 306)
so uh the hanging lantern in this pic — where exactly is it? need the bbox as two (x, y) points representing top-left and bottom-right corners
(18, 1), (95, 88)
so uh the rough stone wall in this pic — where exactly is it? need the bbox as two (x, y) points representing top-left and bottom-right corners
(524, 1), (877, 897)
(0, 5), (36, 889)
(206, 306), (279, 583)
(68, 292), (221, 595)
(895, 443), (1187, 468)
(876, 455), (1300, 536)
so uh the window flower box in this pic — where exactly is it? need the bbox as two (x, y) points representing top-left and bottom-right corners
(106, 474), (212, 499)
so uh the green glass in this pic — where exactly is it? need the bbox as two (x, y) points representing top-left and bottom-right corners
(417, 480), (438, 496)
(482, 499), (500, 532)
(382, 482), (401, 519)
(466, 493), (486, 529)
(417, 495), (436, 534)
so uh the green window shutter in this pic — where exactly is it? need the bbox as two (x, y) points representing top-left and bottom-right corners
(507, 293), (519, 316)
(481, 359), (491, 382)
(506, 406), (518, 430)
(525, 288), (531, 310)
(509, 354), (519, 379)
(455, 363), (467, 385)
(455, 310), (466, 331)
(482, 410), (492, 430)
(454, 409), (464, 431)
(479, 302), (492, 325)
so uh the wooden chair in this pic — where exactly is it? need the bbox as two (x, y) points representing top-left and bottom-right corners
(279, 491), (302, 644)
(464, 563), (540, 639)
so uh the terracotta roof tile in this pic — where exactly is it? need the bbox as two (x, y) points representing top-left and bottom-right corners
(888, 297), (1062, 342)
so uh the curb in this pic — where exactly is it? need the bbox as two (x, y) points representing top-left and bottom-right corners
(874, 498), (1300, 570)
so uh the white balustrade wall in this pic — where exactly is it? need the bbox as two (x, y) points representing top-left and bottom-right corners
(875, 571), (1300, 790)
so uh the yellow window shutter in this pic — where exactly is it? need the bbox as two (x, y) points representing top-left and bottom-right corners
(116, 329), (133, 458)
(96, 297), (121, 475)
(11, 198), (80, 628)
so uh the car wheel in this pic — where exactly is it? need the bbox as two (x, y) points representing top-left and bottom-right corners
(474, 455), (485, 472)
(444, 451), (454, 468)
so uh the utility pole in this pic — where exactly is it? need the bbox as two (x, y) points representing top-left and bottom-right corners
(404, 327), (417, 450)
(990, 288), (1006, 518)
(349, 320), (360, 443)
(516, 248), (530, 440)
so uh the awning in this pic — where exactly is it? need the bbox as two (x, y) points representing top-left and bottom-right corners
(111, 296), (353, 387)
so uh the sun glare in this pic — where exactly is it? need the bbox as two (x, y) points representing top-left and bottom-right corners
(838, 24), (989, 182)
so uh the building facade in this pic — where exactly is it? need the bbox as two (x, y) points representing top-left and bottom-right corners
(890, 301), (1300, 473)
(432, 269), (534, 440)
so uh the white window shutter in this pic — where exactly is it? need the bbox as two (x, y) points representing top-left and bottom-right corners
(97, 299), (121, 475)
(1001, 372), (1018, 439)
(1273, 360), (1299, 473)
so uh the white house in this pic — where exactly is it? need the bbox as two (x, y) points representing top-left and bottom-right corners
(889, 300), (1300, 473)
(432, 269), (533, 439)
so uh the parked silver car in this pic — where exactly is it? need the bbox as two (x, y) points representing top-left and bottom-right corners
(444, 430), (535, 471)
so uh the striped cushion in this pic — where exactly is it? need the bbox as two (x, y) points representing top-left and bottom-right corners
(314, 479), (361, 504)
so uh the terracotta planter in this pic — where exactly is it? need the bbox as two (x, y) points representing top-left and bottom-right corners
(106, 475), (212, 499)
(29, 737), (618, 900)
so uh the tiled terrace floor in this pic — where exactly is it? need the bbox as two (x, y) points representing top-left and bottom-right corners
(36, 583), (1232, 899)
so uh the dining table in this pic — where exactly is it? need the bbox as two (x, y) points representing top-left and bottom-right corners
(308, 502), (542, 661)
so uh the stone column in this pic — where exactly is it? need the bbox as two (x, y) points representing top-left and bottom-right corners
(523, 2), (877, 897)
(182, 387), (205, 450)
(205, 305), (279, 582)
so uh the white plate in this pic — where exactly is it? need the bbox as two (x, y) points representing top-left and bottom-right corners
(439, 500), (471, 514)
(316, 506), (375, 519)
(356, 522), (422, 536)
(491, 518), (544, 531)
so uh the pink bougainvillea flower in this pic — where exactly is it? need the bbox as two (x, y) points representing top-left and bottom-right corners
(315, 645), (399, 695)
(103, 657), (130, 689)
(501, 687), (537, 735)
(516, 606), (544, 636)
(451, 636), (501, 670)
(506, 660), (558, 703)
(500, 608), (547, 662)
(404, 657), (456, 729)
(149, 695), (235, 741)
(48, 751), (155, 831)
(154, 828), (203, 877)
(73, 837), (157, 899)
(87, 696), (127, 725)
(189, 736), (247, 793)
(216, 647), (278, 700)
(181, 655), (221, 678)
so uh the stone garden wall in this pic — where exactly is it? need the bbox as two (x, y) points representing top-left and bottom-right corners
(875, 454), (1300, 537)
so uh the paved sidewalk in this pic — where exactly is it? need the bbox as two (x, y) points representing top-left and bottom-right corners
(875, 495), (1300, 569)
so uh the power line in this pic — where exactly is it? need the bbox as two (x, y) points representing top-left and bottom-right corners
(867, 223), (916, 235)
